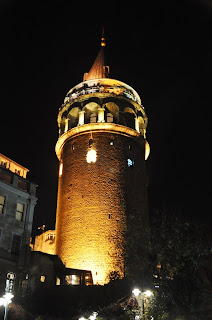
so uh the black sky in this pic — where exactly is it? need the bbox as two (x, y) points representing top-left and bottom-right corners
(0, 0), (211, 233)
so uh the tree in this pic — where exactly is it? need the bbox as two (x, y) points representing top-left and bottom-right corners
(124, 207), (151, 281)
(147, 208), (212, 320)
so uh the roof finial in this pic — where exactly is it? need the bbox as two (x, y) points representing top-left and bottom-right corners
(101, 26), (106, 47)
(83, 28), (109, 81)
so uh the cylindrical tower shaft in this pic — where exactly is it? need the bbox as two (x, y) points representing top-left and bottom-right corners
(56, 124), (148, 284)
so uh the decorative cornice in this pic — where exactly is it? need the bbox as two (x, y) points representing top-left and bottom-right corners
(55, 123), (140, 160)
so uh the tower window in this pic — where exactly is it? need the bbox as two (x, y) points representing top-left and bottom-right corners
(40, 276), (45, 283)
(89, 138), (93, 147)
(127, 159), (134, 167)
(107, 113), (113, 123)
(90, 113), (97, 123)
(110, 141), (114, 146)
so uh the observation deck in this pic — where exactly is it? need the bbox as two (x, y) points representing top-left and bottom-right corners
(63, 78), (142, 107)
(57, 78), (147, 138)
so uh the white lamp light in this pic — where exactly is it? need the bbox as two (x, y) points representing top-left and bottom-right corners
(144, 290), (153, 297)
(0, 298), (5, 306)
(3, 292), (14, 304)
(132, 288), (141, 297)
(86, 149), (97, 163)
(89, 312), (98, 320)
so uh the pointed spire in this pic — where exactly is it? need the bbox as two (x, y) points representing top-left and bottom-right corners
(83, 31), (109, 81)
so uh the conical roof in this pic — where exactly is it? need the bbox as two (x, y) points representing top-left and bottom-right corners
(83, 36), (109, 81)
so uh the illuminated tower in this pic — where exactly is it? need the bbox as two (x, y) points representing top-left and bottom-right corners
(55, 36), (150, 285)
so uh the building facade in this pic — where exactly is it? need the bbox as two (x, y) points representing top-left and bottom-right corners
(33, 229), (56, 255)
(0, 153), (37, 292)
(55, 37), (150, 285)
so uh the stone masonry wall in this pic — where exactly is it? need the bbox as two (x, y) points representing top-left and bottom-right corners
(55, 130), (146, 284)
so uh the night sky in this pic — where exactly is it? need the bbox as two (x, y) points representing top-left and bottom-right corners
(0, 0), (211, 234)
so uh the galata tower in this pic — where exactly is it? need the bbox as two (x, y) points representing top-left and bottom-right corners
(55, 36), (150, 285)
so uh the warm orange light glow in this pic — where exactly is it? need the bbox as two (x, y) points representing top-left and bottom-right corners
(101, 37), (106, 47)
(145, 140), (150, 160)
(59, 162), (63, 176)
(61, 232), (125, 285)
(86, 149), (97, 163)
(78, 110), (85, 126)
(0, 153), (29, 178)
(97, 107), (105, 123)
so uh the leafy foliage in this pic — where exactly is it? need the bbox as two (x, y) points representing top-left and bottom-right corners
(108, 271), (121, 282)
(125, 208), (150, 280)
(97, 303), (134, 320)
(147, 208), (211, 319)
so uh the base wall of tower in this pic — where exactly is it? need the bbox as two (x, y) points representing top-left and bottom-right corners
(55, 129), (147, 285)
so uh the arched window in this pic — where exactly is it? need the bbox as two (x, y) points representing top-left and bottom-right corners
(123, 112), (135, 129)
(107, 113), (113, 123)
(90, 113), (97, 123)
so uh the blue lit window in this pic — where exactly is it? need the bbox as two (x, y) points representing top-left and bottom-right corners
(127, 159), (134, 167)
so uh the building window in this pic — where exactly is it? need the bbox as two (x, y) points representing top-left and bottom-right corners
(11, 234), (22, 255)
(40, 275), (45, 283)
(16, 203), (24, 221)
(18, 179), (28, 191)
(0, 196), (5, 214)
(84, 272), (93, 286)
(65, 274), (80, 285)
(0, 171), (12, 184)
(45, 233), (55, 242)
(127, 158), (134, 167)
(56, 277), (60, 286)
(110, 141), (114, 146)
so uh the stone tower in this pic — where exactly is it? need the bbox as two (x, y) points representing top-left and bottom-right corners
(55, 36), (150, 285)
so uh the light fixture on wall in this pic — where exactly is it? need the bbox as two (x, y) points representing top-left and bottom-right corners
(145, 140), (150, 160)
(86, 133), (97, 163)
(86, 149), (97, 163)
(59, 162), (63, 176)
